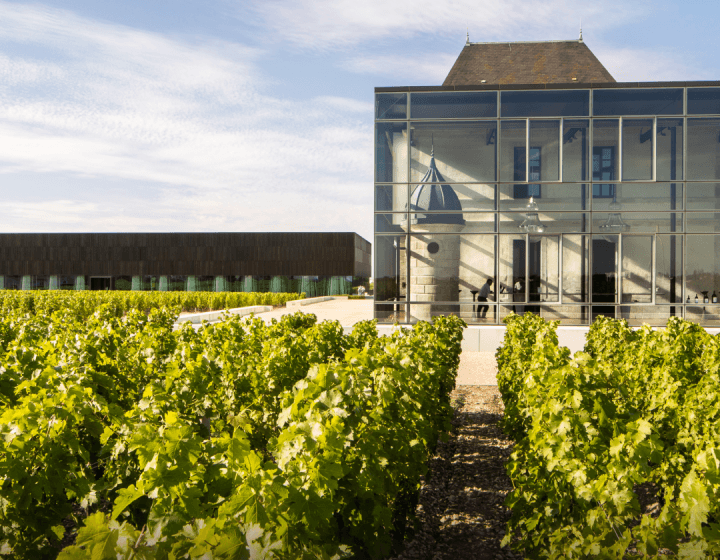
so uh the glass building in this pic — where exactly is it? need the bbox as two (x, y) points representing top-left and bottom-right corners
(374, 38), (720, 326)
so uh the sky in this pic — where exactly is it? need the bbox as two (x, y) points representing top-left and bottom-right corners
(0, 0), (718, 244)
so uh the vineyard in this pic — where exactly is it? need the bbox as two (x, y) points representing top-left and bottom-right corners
(0, 290), (303, 320)
(0, 304), (464, 559)
(497, 313), (720, 558)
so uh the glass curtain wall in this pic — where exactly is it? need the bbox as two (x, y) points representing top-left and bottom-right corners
(374, 86), (720, 325)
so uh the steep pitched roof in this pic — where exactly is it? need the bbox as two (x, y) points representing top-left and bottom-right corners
(443, 40), (615, 86)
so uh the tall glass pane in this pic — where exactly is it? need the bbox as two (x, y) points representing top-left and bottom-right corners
(685, 235), (720, 305)
(562, 119), (589, 181)
(409, 121), (496, 183)
(376, 93), (407, 119)
(593, 88), (682, 116)
(591, 235), (618, 304)
(622, 119), (653, 181)
(411, 92), (496, 119)
(592, 120), (619, 197)
(459, 234), (496, 323)
(375, 235), (407, 304)
(529, 235), (559, 302)
(529, 120), (559, 182)
(498, 234), (526, 312)
(562, 234), (589, 303)
(656, 119), (683, 182)
(687, 119), (720, 180)
(621, 236), (652, 303)
(656, 235), (682, 304)
(499, 120), (526, 183)
(375, 122), (407, 182)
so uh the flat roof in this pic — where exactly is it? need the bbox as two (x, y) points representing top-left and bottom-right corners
(375, 81), (720, 92)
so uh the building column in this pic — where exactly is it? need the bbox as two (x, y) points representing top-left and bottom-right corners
(186, 276), (197, 292)
(49, 275), (59, 290)
(74, 276), (86, 290)
(159, 276), (168, 291)
(131, 276), (141, 291)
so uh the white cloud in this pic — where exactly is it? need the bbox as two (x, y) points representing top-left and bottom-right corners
(593, 45), (709, 82)
(242, 0), (644, 51)
(0, 3), (374, 240)
(343, 53), (458, 83)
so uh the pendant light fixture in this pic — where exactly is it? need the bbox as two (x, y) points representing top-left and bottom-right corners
(518, 196), (545, 233)
(599, 191), (629, 242)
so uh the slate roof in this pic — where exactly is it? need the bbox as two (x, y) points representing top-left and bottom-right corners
(443, 40), (615, 86)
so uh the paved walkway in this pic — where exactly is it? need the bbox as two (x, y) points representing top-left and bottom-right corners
(252, 297), (498, 386)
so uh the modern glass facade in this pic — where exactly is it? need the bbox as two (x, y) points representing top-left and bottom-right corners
(374, 86), (720, 326)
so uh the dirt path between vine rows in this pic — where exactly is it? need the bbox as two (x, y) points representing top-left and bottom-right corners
(391, 386), (523, 560)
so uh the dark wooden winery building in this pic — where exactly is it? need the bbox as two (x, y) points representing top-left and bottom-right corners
(0, 232), (371, 293)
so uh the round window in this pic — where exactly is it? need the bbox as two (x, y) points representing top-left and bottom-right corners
(427, 241), (440, 254)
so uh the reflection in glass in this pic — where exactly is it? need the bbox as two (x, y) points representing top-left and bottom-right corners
(375, 184), (408, 212)
(409, 304), (496, 324)
(593, 213), (681, 233)
(687, 88), (720, 115)
(562, 120), (589, 181)
(618, 306), (680, 326)
(593, 88), (682, 116)
(500, 305), (590, 325)
(622, 119), (653, 181)
(529, 120), (559, 182)
(376, 122), (407, 182)
(453, 184), (496, 211)
(411, 91), (496, 119)
(499, 183), (588, 211)
(621, 236), (652, 303)
(657, 119), (683, 182)
(687, 119), (720, 180)
(376, 93), (407, 119)
(685, 213), (720, 232)
(562, 235), (589, 303)
(685, 236), (720, 304)
(374, 235), (407, 303)
(501, 90), (589, 117)
(410, 213), (495, 233)
(409, 121), (497, 183)
(375, 213), (406, 233)
(687, 184), (720, 211)
(656, 235), (682, 305)
(685, 307), (720, 327)
(500, 212), (587, 233)
(592, 120), (619, 198)
(592, 184), (682, 212)
(500, 120), (526, 183)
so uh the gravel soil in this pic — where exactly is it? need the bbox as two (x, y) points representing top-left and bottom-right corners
(391, 385), (523, 560)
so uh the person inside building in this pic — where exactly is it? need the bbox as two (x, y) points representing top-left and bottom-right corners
(477, 278), (494, 318)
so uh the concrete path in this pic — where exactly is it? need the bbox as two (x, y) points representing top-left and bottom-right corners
(251, 297), (498, 385)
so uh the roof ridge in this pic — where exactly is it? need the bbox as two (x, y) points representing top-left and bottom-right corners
(466, 39), (582, 45)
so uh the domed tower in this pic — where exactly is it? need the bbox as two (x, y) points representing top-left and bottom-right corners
(404, 141), (465, 322)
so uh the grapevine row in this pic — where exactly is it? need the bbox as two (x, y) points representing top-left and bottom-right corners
(497, 313), (720, 558)
(0, 290), (303, 320)
(0, 305), (464, 559)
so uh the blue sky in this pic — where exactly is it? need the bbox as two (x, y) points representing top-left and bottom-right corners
(0, 0), (718, 243)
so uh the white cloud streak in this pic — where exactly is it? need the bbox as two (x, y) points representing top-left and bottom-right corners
(0, 2), (374, 239)
(242, 0), (644, 51)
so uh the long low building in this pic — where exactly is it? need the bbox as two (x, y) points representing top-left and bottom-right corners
(0, 232), (371, 295)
